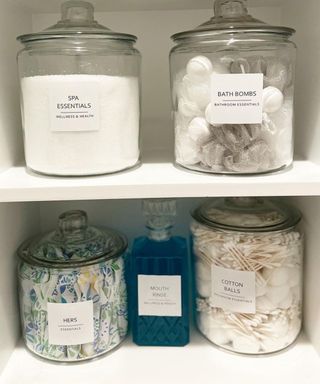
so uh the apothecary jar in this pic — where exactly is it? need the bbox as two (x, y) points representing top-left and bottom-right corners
(170, 0), (296, 175)
(17, 0), (141, 176)
(18, 210), (128, 362)
(191, 198), (303, 354)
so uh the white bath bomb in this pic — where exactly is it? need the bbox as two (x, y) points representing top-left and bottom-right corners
(262, 86), (284, 113)
(188, 117), (212, 145)
(232, 335), (260, 354)
(187, 56), (213, 80)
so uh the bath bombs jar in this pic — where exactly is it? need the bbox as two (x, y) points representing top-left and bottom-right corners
(191, 197), (303, 355)
(18, 210), (128, 362)
(17, 0), (141, 176)
(170, 0), (296, 174)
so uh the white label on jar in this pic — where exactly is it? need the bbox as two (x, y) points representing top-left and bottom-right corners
(49, 81), (100, 132)
(210, 74), (263, 124)
(211, 265), (256, 314)
(47, 301), (94, 345)
(138, 275), (182, 317)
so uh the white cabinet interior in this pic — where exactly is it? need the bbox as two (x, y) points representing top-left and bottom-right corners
(0, 1), (319, 383)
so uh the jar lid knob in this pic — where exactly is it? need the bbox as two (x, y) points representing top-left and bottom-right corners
(214, 0), (248, 19)
(61, 0), (94, 23)
(58, 210), (88, 241)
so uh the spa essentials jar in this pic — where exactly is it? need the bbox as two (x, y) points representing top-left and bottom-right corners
(17, 0), (141, 176)
(170, 0), (296, 174)
(191, 198), (303, 354)
(18, 210), (128, 362)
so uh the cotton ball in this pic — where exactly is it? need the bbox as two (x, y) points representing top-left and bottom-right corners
(286, 318), (301, 342)
(266, 267), (290, 287)
(262, 86), (284, 113)
(269, 316), (289, 338)
(256, 281), (268, 297)
(178, 98), (203, 118)
(183, 75), (211, 109)
(207, 327), (231, 346)
(197, 311), (211, 335)
(175, 134), (201, 165)
(195, 260), (211, 281)
(188, 117), (212, 145)
(291, 285), (302, 301)
(232, 335), (260, 354)
(265, 285), (290, 306)
(187, 56), (213, 80)
(261, 337), (288, 353)
(197, 278), (212, 298)
(82, 343), (95, 357)
(256, 295), (277, 312)
(278, 290), (293, 309)
(288, 267), (301, 287)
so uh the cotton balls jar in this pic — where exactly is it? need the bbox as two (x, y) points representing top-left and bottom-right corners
(170, 0), (296, 174)
(191, 198), (303, 355)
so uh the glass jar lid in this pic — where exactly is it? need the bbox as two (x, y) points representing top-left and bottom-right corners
(18, 210), (127, 268)
(192, 197), (301, 232)
(172, 0), (295, 42)
(17, 0), (137, 44)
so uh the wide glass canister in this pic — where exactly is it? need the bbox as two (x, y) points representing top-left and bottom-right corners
(17, 1), (141, 176)
(18, 210), (128, 362)
(191, 198), (303, 354)
(170, 0), (296, 174)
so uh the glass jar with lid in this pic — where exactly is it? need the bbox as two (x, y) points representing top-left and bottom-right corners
(170, 0), (296, 174)
(18, 210), (128, 362)
(191, 198), (303, 354)
(17, 0), (141, 176)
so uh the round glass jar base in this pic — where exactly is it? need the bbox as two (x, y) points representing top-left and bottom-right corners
(197, 327), (301, 356)
(23, 335), (127, 363)
(26, 158), (141, 177)
(174, 160), (292, 176)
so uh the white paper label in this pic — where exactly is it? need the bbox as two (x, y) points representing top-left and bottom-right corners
(210, 73), (263, 124)
(49, 81), (100, 132)
(138, 275), (182, 317)
(211, 265), (256, 314)
(47, 301), (94, 345)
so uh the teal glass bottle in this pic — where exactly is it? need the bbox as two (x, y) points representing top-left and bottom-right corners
(130, 199), (189, 346)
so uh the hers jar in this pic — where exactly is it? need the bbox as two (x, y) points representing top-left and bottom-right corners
(18, 210), (128, 362)
(17, 0), (141, 176)
(191, 198), (303, 354)
(170, 0), (296, 174)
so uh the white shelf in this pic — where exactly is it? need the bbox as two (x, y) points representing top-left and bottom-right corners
(1, 333), (319, 384)
(0, 159), (319, 202)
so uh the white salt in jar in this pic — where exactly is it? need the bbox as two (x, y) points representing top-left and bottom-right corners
(191, 197), (303, 355)
(17, 1), (141, 176)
